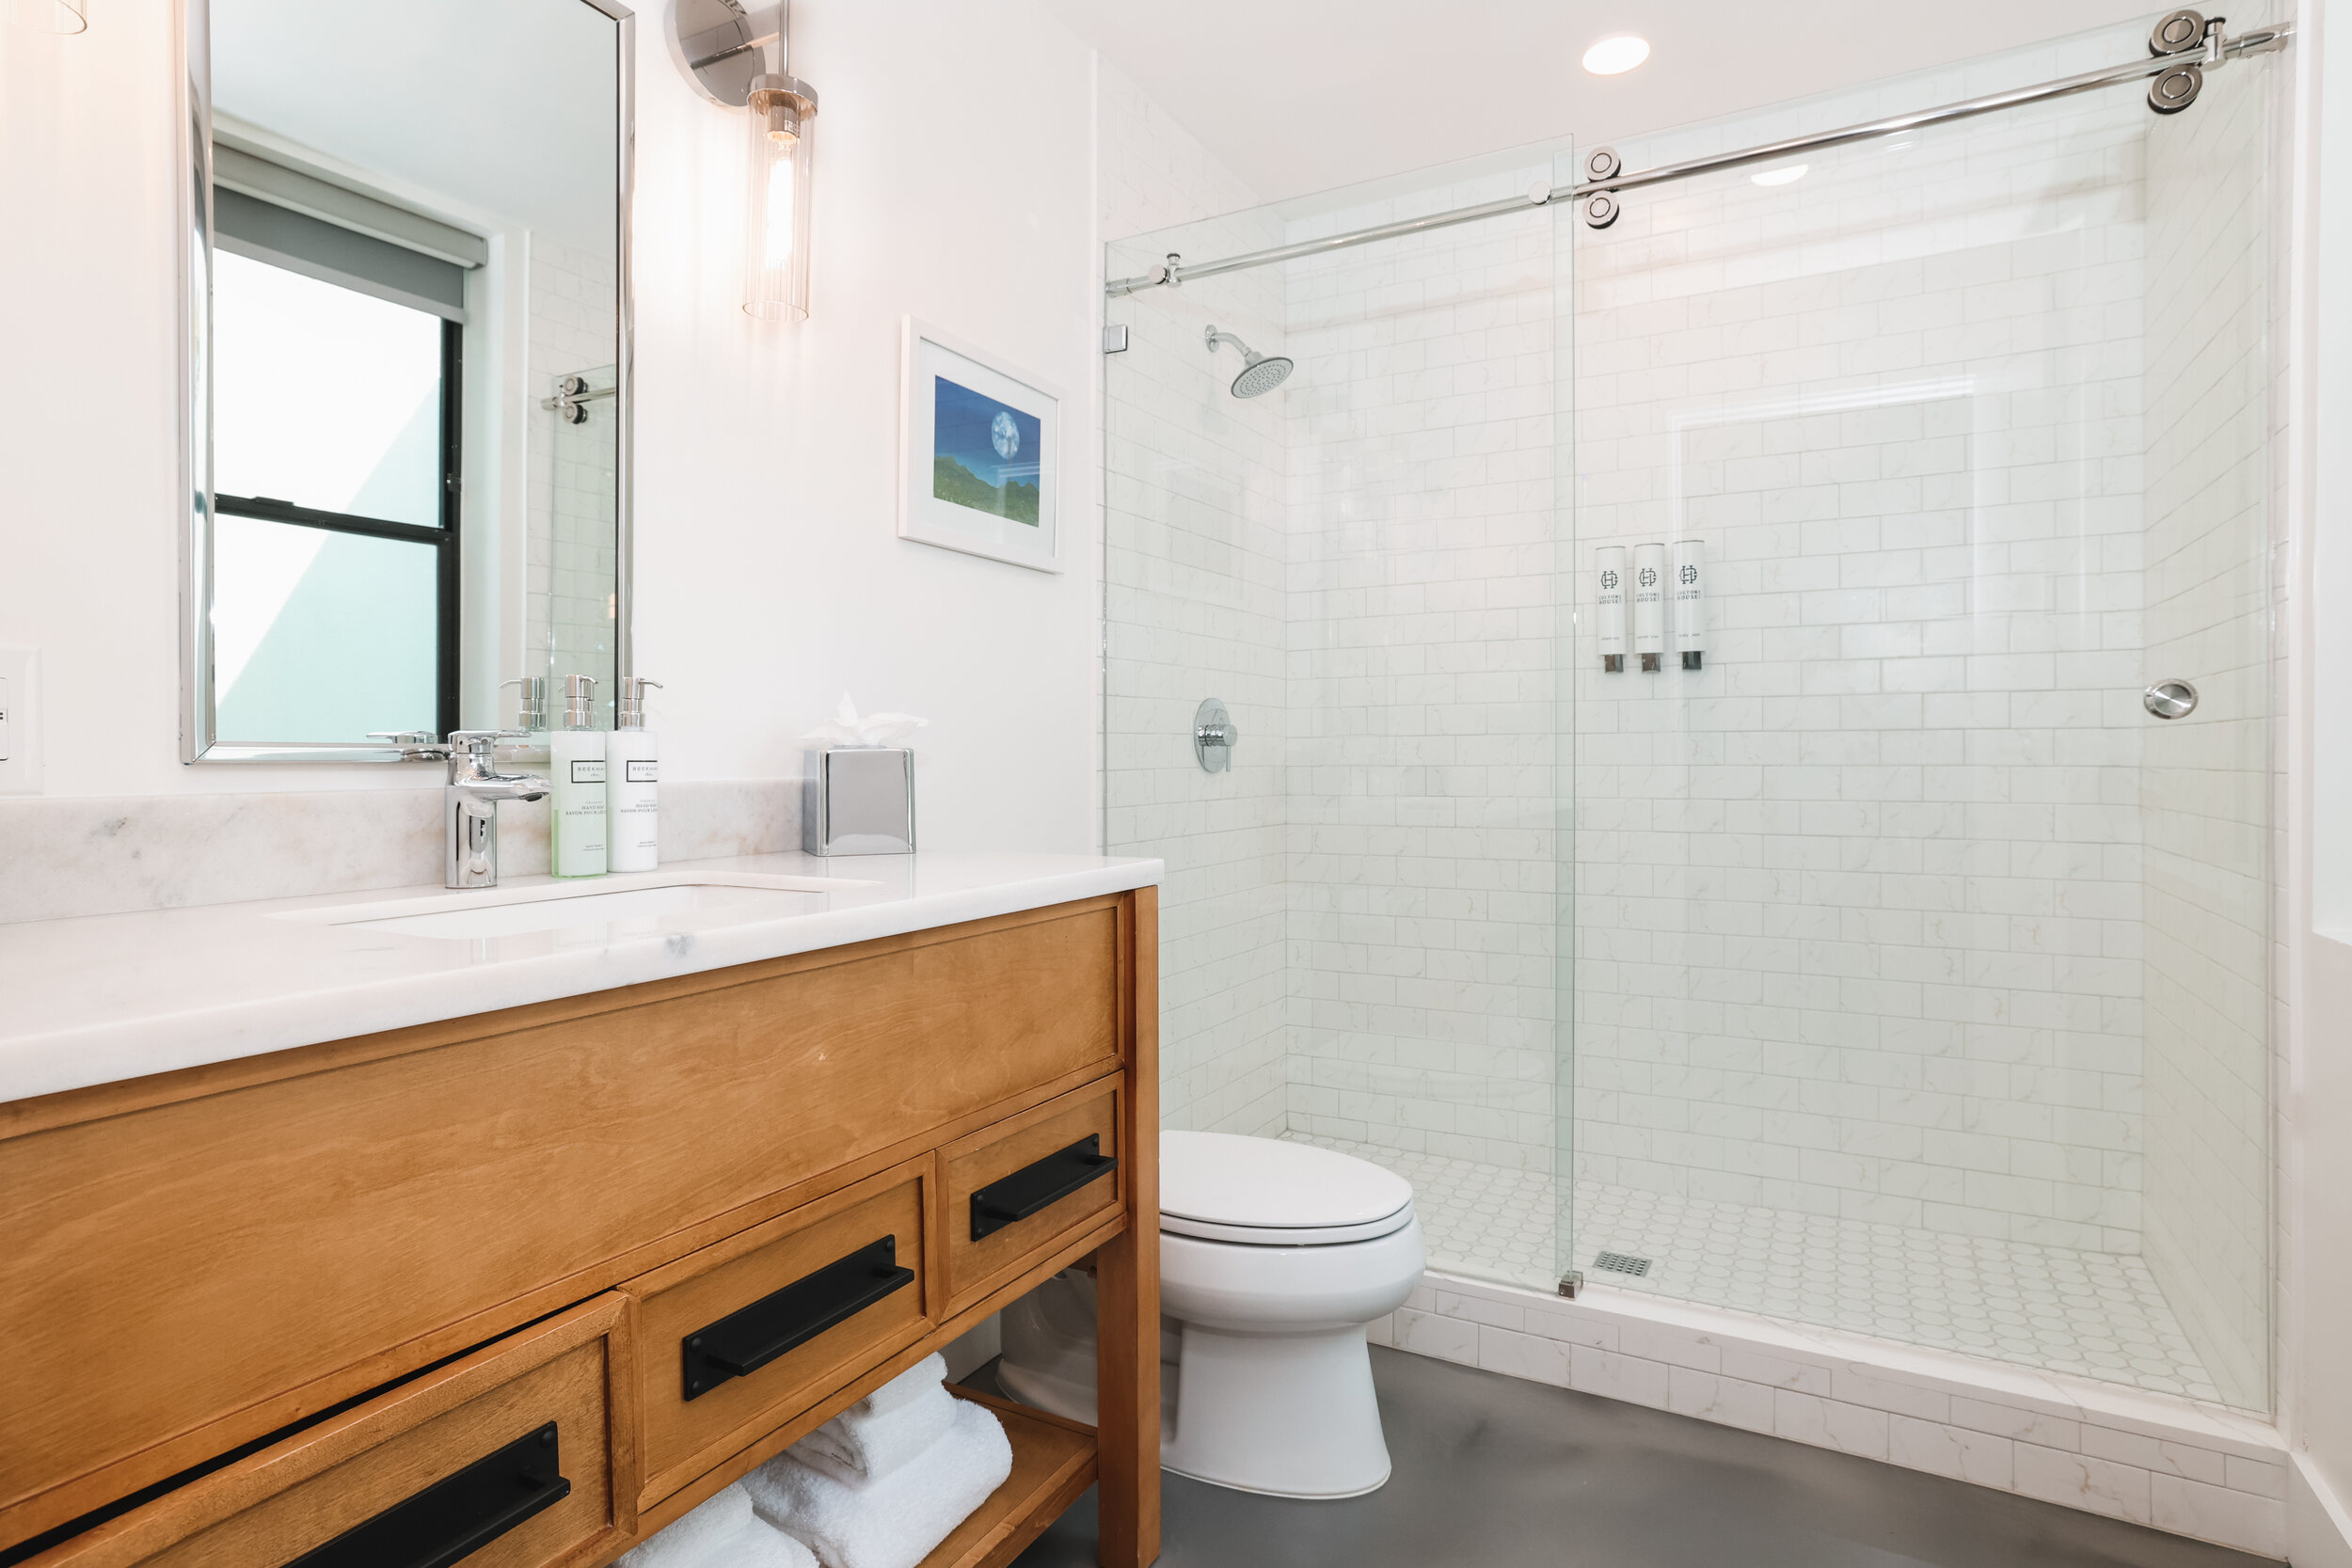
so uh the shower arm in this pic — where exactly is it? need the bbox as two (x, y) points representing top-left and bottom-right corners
(1106, 18), (2293, 297)
(1205, 327), (1263, 363)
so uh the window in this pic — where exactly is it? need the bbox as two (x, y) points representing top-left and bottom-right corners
(208, 187), (466, 744)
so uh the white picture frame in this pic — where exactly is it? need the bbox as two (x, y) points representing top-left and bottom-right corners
(896, 317), (1062, 573)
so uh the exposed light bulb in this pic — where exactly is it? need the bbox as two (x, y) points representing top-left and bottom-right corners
(764, 159), (796, 267)
(740, 74), (817, 322)
(1750, 163), (1808, 186)
(1581, 35), (1650, 75)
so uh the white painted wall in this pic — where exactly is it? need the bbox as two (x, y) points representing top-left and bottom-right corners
(0, 2), (1104, 856)
(2290, 0), (2352, 1552)
(628, 2), (1101, 853)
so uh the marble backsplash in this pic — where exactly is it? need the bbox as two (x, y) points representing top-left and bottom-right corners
(0, 781), (803, 925)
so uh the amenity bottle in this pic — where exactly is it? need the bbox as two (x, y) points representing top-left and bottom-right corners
(549, 673), (607, 879)
(606, 677), (662, 873)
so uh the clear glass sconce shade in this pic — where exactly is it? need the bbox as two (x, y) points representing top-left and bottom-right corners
(743, 76), (816, 323)
(8, 0), (87, 32)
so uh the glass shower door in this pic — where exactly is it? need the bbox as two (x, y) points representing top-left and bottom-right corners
(1103, 151), (1579, 1295)
(1563, 15), (2277, 1407)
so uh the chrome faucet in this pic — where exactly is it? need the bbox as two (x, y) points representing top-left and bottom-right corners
(442, 730), (549, 889)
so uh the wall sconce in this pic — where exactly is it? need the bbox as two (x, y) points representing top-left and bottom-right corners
(8, 0), (87, 32)
(671, 0), (818, 323)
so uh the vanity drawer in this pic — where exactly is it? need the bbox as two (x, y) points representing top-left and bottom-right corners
(625, 1160), (934, 1504)
(939, 1078), (1126, 1316)
(48, 1296), (634, 1568)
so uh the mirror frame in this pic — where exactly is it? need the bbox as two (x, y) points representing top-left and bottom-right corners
(177, 0), (636, 764)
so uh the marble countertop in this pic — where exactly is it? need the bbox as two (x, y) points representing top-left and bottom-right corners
(0, 849), (1162, 1105)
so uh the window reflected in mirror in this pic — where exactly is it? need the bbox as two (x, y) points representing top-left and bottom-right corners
(212, 248), (456, 741)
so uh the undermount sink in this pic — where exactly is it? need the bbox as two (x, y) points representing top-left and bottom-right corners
(275, 872), (878, 942)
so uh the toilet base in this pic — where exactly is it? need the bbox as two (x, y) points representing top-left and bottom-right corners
(1163, 1320), (1391, 1498)
(994, 1272), (1177, 1441)
(999, 1215), (1422, 1500)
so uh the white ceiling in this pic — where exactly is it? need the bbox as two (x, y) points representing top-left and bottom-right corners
(1042, 0), (2159, 205)
(210, 0), (620, 253)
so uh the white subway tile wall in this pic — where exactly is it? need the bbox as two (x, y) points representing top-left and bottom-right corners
(1571, 83), (2156, 1255)
(525, 238), (619, 712)
(1282, 164), (1567, 1179)
(2137, 51), (2278, 1414)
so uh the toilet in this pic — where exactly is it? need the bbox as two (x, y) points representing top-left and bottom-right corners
(999, 1132), (1424, 1498)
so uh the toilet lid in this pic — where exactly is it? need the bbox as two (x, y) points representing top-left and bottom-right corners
(1159, 1132), (1415, 1245)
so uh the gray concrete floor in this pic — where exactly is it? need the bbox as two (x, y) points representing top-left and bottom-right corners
(977, 1347), (2274, 1568)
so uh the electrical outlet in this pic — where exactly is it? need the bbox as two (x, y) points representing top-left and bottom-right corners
(0, 646), (40, 795)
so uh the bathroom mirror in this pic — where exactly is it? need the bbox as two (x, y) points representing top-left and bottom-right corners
(180, 0), (633, 762)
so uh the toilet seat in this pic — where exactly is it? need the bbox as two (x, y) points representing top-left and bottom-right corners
(1160, 1132), (1415, 1246)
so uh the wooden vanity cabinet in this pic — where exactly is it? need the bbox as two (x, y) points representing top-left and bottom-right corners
(0, 889), (1161, 1568)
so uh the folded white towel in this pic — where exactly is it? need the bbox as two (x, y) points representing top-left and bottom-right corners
(851, 1354), (948, 1419)
(742, 1399), (1013, 1568)
(791, 1382), (959, 1487)
(615, 1484), (794, 1568)
(736, 1517), (822, 1568)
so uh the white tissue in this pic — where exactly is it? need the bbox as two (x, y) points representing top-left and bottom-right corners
(803, 693), (929, 749)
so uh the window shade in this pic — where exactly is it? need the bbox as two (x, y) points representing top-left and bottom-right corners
(214, 185), (469, 321)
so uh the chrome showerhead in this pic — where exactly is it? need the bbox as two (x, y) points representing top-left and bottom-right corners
(1205, 325), (1294, 398)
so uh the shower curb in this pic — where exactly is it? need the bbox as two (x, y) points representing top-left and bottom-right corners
(1375, 1267), (2289, 1559)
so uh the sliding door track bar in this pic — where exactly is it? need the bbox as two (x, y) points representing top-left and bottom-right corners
(1104, 12), (2290, 295)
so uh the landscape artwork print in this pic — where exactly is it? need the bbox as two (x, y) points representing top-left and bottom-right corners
(931, 375), (1042, 526)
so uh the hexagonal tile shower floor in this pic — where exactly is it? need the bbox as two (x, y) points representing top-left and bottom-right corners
(1290, 1133), (2220, 1403)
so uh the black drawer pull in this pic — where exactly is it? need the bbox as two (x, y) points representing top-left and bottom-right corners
(971, 1133), (1119, 1241)
(287, 1421), (568, 1568)
(682, 1235), (916, 1402)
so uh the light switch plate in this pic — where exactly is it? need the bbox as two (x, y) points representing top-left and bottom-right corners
(0, 646), (40, 794)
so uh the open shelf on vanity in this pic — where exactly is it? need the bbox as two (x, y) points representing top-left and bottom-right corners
(924, 1390), (1099, 1568)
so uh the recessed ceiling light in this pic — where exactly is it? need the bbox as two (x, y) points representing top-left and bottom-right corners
(1750, 163), (1808, 186)
(1581, 35), (1650, 75)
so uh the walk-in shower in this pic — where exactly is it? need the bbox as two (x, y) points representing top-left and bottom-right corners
(1104, 7), (2284, 1414)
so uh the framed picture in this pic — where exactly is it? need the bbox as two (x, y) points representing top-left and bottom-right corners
(897, 317), (1062, 573)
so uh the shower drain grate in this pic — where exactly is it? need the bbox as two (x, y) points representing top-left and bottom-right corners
(1593, 1251), (1653, 1277)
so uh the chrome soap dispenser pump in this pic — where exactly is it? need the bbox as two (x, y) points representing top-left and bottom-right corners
(548, 673), (609, 879)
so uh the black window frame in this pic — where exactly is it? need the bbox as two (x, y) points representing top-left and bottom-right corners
(212, 309), (463, 741)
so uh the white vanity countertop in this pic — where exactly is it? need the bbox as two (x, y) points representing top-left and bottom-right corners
(0, 850), (1163, 1105)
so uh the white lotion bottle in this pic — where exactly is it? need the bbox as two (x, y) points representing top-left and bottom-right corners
(1597, 546), (1628, 672)
(1672, 539), (1708, 670)
(1632, 542), (1667, 672)
(607, 677), (662, 873)
(549, 673), (608, 879)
